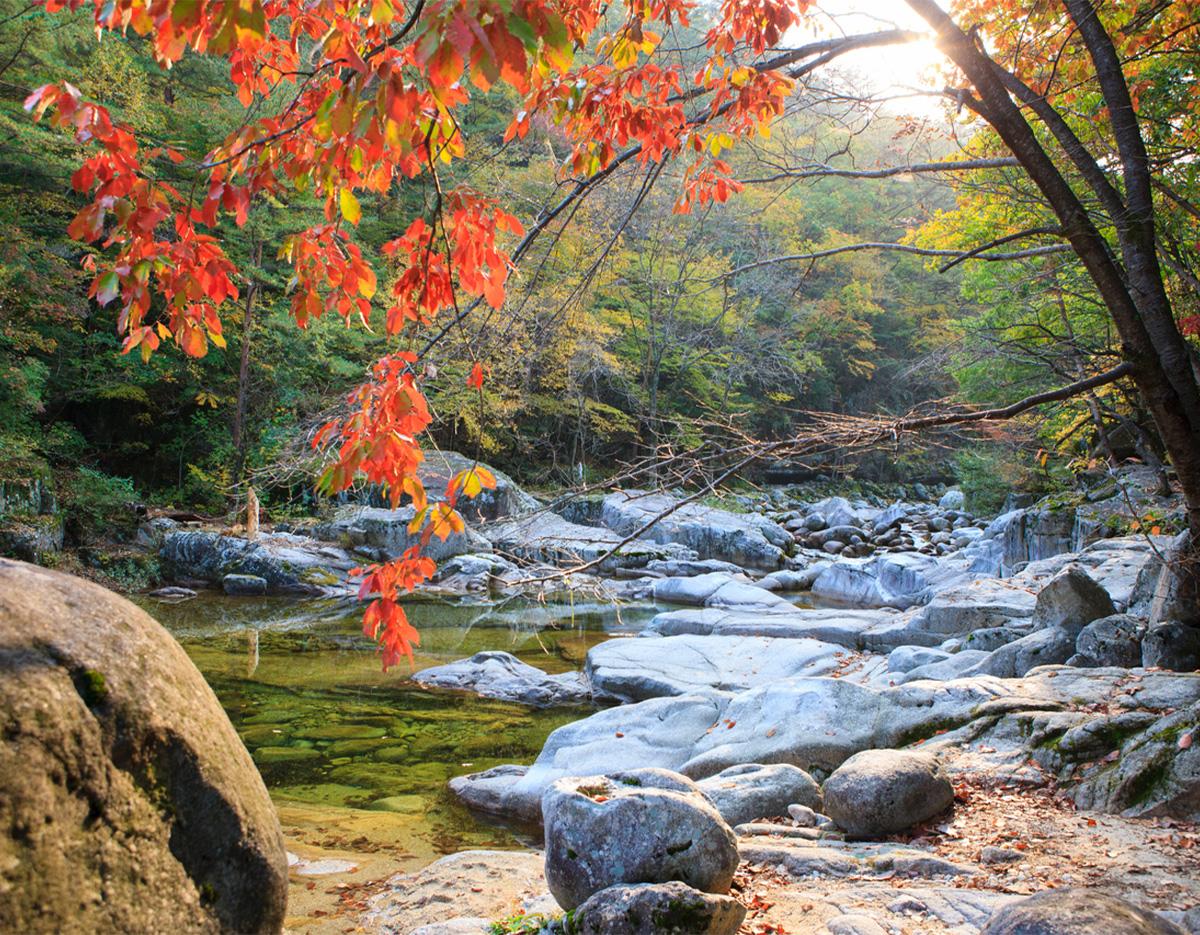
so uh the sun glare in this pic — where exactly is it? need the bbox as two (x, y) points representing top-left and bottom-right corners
(789, 1), (950, 117)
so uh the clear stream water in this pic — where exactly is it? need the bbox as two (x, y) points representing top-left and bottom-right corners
(132, 593), (660, 867)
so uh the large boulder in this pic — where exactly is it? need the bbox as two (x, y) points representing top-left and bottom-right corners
(969, 627), (1076, 679)
(1142, 621), (1200, 671)
(821, 749), (954, 838)
(412, 651), (590, 707)
(1031, 565), (1116, 636)
(939, 489), (965, 510)
(898, 578), (1037, 637)
(417, 450), (539, 522)
(484, 512), (696, 572)
(160, 529), (358, 592)
(312, 505), (490, 562)
(541, 768), (739, 910)
(599, 491), (790, 570)
(0, 559), (287, 934)
(695, 763), (821, 826)
(568, 881), (746, 935)
(810, 553), (939, 609)
(1075, 614), (1143, 668)
(980, 888), (1184, 934)
(650, 573), (794, 611)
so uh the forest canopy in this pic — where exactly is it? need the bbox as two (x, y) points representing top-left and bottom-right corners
(3, 0), (1200, 652)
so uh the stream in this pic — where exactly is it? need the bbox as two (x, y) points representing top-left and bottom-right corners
(132, 592), (659, 869)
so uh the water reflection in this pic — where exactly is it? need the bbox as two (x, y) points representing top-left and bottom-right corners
(133, 592), (656, 866)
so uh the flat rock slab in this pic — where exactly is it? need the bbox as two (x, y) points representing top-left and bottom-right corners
(361, 850), (549, 933)
(646, 607), (900, 650)
(586, 634), (848, 702)
(600, 490), (790, 570)
(450, 668), (1200, 825)
(160, 529), (359, 592)
(651, 572), (796, 611)
(412, 651), (590, 707)
(739, 840), (973, 880)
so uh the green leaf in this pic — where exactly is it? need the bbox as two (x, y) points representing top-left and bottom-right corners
(506, 15), (537, 51)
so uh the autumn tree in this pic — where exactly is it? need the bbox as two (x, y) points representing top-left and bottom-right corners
(22, 0), (1200, 656)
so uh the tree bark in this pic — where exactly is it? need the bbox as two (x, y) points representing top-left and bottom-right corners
(904, 0), (1200, 622)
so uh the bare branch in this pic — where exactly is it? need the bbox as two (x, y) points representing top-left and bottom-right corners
(713, 240), (1072, 280)
(740, 156), (1021, 185)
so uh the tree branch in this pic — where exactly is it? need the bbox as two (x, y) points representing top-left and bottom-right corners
(740, 156), (1021, 185)
(713, 240), (1072, 280)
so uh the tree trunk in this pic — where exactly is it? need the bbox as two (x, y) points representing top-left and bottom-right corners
(231, 242), (261, 486)
(905, 0), (1200, 622)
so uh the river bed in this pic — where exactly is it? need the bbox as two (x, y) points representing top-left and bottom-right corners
(134, 594), (658, 869)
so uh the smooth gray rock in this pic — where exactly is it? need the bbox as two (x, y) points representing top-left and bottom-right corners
(162, 530), (358, 592)
(1031, 565), (1117, 636)
(222, 573), (268, 595)
(586, 634), (844, 702)
(485, 512), (695, 572)
(827, 915), (890, 935)
(415, 450), (539, 522)
(413, 652), (590, 707)
(650, 573), (793, 611)
(980, 888), (1184, 934)
(969, 627), (1076, 678)
(645, 606), (896, 649)
(902, 650), (991, 683)
(872, 502), (910, 536)
(822, 749), (954, 838)
(148, 585), (197, 599)
(888, 645), (951, 674)
(541, 769), (738, 910)
(448, 764), (528, 816)
(1143, 621), (1200, 671)
(314, 504), (490, 562)
(696, 763), (821, 826)
(600, 491), (790, 570)
(811, 553), (938, 609)
(569, 881), (746, 935)
(645, 558), (746, 578)
(757, 568), (817, 592)
(906, 579), (1037, 636)
(1076, 614), (1143, 668)
(432, 552), (518, 591)
(939, 489), (965, 510)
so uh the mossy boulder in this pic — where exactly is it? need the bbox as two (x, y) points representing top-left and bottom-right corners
(0, 559), (288, 933)
(567, 881), (745, 934)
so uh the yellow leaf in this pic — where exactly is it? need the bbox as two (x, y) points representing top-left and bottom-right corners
(339, 188), (362, 225)
(428, 503), (464, 541)
(371, 0), (393, 25)
(451, 466), (497, 499)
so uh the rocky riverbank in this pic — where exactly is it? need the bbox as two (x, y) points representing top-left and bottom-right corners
(8, 456), (1198, 934)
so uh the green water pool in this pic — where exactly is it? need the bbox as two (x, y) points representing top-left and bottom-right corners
(134, 592), (657, 864)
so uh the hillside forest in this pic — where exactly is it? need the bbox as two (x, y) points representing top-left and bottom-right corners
(1, 0), (1198, 578)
